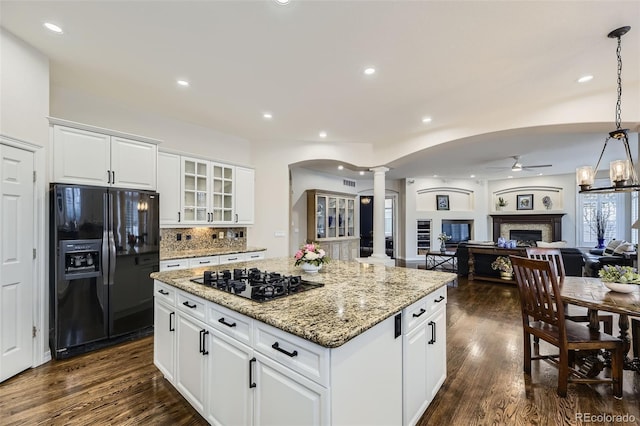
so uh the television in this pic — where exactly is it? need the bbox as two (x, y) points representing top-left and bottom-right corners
(441, 220), (472, 244)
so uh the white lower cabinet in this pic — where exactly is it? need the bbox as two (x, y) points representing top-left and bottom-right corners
(154, 281), (446, 426)
(402, 291), (447, 426)
(207, 331), (253, 426)
(175, 312), (209, 414)
(154, 299), (176, 383)
(253, 352), (328, 426)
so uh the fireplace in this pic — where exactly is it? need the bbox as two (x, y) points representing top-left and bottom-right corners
(490, 214), (565, 242)
(509, 229), (543, 246)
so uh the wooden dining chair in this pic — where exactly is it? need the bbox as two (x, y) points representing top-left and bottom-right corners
(510, 255), (624, 398)
(525, 247), (613, 335)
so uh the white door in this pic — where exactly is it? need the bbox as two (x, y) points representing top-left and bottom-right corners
(234, 166), (255, 224)
(0, 144), (34, 382)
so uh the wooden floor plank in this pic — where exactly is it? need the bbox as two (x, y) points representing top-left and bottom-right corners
(0, 272), (638, 425)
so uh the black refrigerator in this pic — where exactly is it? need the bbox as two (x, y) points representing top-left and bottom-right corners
(49, 183), (159, 359)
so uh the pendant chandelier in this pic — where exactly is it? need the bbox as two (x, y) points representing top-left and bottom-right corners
(576, 26), (638, 194)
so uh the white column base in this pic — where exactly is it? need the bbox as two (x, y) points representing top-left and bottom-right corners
(355, 256), (395, 267)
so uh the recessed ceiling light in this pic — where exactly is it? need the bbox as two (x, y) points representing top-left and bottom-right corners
(422, 117), (432, 123)
(43, 22), (63, 34)
(577, 75), (594, 83)
(263, 113), (273, 120)
(274, 0), (290, 4)
(538, 173), (543, 176)
(433, 174), (438, 178)
(363, 67), (376, 75)
(507, 175), (514, 179)
(470, 174), (475, 178)
(338, 165), (344, 170)
(359, 171), (365, 176)
(319, 131), (327, 138)
(177, 80), (189, 87)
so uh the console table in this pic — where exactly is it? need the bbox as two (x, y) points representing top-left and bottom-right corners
(467, 246), (526, 284)
(426, 250), (457, 272)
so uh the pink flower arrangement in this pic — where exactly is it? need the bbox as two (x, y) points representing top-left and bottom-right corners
(294, 242), (328, 266)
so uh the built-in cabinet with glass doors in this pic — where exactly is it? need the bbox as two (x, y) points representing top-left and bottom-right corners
(306, 190), (359, 260)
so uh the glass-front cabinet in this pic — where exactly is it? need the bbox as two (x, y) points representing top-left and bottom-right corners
(306, 190), (359, 261)
(211, 162), (234, 223)
(182, 157), (209, 223)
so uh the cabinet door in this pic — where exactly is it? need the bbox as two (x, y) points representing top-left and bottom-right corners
(110, 136), (157, 190)
(211, 162), (234, 224)
(234, 166), (254, 224)
(207, 331), (253, 426)
(158, 152), (182, 225)
(176, 313), (208, 414)
(425, 308), (447, 402)
(403, 321), (429, 426)
(154, 300), (176, 383)
(52, 125), (110, 186)
(253, 353), (327, 426)
(181, 157), (209, 224)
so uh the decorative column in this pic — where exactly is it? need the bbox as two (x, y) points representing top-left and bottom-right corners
(369, 166), (393, 264)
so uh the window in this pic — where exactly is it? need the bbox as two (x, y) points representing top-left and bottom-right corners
(384, 198), (393, 237)
(577, 179), (625, 247)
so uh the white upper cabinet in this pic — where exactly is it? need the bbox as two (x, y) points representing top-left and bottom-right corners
(110, 136), (157, 190)
(158, 151), (255, 227)
(51, 120), (159, 190)
(52, 126), (111, 186)
(234, 166), (255, 225)
(210, 162), (234, 224)
(158, 152), (182, 224)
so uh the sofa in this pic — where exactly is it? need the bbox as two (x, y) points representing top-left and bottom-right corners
(456, 242), (586, 278)
(583, 240), (636, 277)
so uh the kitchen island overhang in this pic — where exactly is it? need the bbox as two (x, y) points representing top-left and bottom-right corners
(150, 257), (455, 348)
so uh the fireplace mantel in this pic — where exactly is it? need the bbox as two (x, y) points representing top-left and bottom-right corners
(490, 214), (565, 242)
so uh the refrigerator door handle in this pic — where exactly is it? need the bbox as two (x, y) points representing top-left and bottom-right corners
(102, 193), (110, 289)
(108, 193), (116, 287)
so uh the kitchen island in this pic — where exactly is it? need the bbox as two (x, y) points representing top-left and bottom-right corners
(151, 258), (455, 426)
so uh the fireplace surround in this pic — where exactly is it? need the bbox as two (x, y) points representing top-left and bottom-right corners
(490, 214), (565, 242)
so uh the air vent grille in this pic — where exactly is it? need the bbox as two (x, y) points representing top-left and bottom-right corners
(343, 179), (356, 187)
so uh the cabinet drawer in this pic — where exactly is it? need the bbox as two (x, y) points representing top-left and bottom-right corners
(254, 322), (329, 386)
(425, 286), (447, 315)
(176, 290), (207, 322)
(207, 303), (252, 346)
(160, 259), (189, 271)
(154, 281), (176, 306)
(218, 253), (247, 265)
(188, 256), (219, 268)
(245, 251), (265, 262)
(403, 286), (447, 333)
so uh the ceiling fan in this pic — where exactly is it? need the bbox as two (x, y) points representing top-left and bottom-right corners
(488, 156), (552, 172)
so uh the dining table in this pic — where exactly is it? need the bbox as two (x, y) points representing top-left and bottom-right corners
(560, 276), (640, 372)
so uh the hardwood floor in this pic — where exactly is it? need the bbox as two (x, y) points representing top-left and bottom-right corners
(1, 273), (638, 425)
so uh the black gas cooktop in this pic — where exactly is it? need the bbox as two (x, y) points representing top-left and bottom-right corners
(190, 267), (323, 302)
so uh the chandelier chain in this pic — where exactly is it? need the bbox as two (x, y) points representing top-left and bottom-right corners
(615, 35), (623, 130)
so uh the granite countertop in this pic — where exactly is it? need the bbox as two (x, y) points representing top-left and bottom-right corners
(160, 246), (266, 261)
(151, 258), (455, 348)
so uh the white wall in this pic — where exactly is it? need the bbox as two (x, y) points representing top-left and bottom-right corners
(51, 86), (251, 165)
(289, 166), (360, 255)
(0, 28), (49, 145)
(487, 173), (577, 245)
(0, 28), (50, 367)
(404, 177), (489, 261)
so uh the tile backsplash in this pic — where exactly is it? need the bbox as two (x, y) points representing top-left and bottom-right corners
(160, 227), (247, 253)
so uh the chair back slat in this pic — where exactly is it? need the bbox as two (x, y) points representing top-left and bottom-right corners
(525, 247), (565, 281)
(510, 255), (565, 334)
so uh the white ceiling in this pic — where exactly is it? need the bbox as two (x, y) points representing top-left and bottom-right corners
(1, 1), (639, 181)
